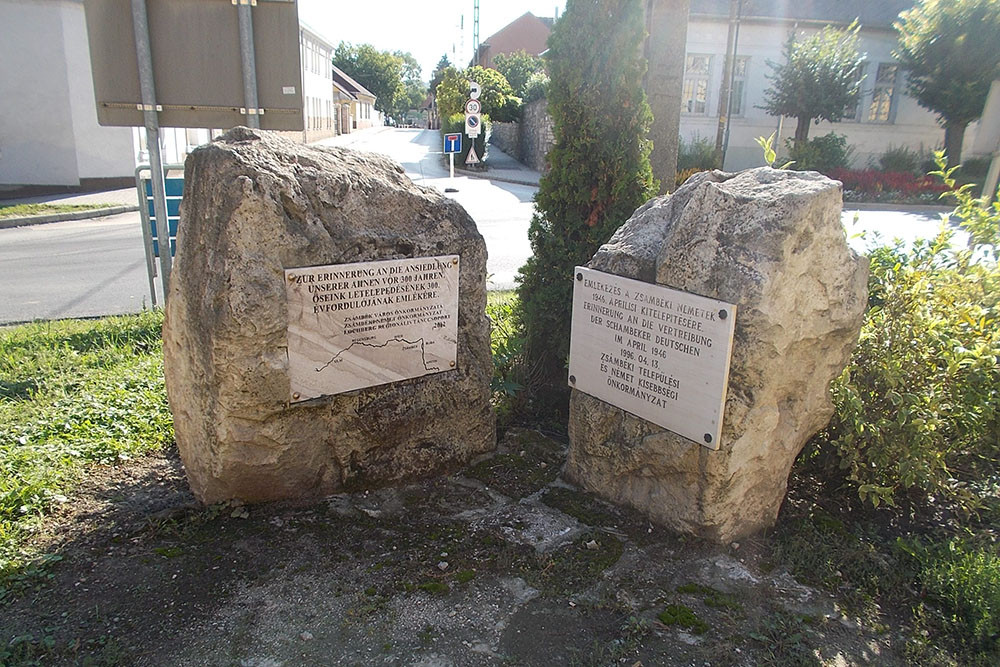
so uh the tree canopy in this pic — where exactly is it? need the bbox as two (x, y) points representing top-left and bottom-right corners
(429, 54), (452, 95)
(435, 65), (519, 121)
(515, 0), (657, 401)
(493, 50), (545, 98)
(333, 43), (426, 119)
(894, 0), (1000, 165)
(760, 23), (863, 145)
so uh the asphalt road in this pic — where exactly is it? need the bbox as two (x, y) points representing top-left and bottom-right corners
(0, 128), (958, 325)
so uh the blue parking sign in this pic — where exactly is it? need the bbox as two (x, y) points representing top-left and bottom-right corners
(443, 133), (462, 154)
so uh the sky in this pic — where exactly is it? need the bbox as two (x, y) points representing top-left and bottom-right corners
(298, 0), (567, 81)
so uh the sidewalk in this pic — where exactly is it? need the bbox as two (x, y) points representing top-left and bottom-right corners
(0, 187), (140, 229)
(455, 143), (542, 187)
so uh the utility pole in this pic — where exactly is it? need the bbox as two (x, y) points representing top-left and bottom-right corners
(714, 0), (741, 168)
(473, 0), (480, 66)
(644, 0), (691, 193)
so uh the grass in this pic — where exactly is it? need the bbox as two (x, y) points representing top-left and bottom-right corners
(0, 203), (108, 219)
(0, 310), (172, 587)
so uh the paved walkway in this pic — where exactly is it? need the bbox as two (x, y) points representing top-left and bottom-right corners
(0, 187), (140, 229)
(455, 144), (542, 187)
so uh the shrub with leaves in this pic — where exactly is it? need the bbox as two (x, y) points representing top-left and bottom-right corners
(515, 0), (656, 406)
(819, 153), (1000, 509)
(785, 132), (854, 172)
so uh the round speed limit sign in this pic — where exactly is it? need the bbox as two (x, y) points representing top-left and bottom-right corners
(465, 99), (481, 114)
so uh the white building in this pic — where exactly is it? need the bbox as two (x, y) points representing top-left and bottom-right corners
(0, 0), (135, 190)
(299, 21), (337, 142)
(682, 0), (988, 170)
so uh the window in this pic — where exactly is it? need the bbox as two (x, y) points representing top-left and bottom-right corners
(842, 63), (865, 121)
(727, 56), (749, 116)
(867, 63), (898, 123)
(683, 55), (711, 114)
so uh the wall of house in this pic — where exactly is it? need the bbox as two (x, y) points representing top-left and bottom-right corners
(681, 19), (985, 171)
(0, 0), (134, 187)
(300, 28), (336, 142)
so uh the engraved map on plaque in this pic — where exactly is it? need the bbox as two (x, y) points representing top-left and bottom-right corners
(285, 256), (460, 402)
(568, 267), (737, 449)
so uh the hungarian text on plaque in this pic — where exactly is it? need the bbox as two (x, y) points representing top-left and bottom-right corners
(285, 256), (460, 402)
(568, 267), (737, 448)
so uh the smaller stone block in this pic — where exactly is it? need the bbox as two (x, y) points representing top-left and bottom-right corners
(565, 168), (869, 542)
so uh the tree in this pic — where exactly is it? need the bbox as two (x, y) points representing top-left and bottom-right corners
(333, 42), (403, 114)
(515, 0), (657, 403)
(895, 0), (1000, 166)
(390, 51), (427, 120)
(760, 23), (863, 147)
(429, 55), (452, 94)
(435, 65), (518, 121)
(493, 50), (544, 98)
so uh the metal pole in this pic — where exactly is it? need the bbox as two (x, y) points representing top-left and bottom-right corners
(450, 152), (455, 179)
(131, 0), (172, 303)
(720, 0), (742, 170)
(237, 0), (260, 129)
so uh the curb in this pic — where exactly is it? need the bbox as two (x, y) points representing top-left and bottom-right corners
(842, 201), (952, 213)
(453, 166), (541, 188)
(0, 205), (139, 229)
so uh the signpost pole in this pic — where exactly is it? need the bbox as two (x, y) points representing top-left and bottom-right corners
(130, 0), (172, 303)
(449, 152), (455, 179)
(236, 0), (260, 129)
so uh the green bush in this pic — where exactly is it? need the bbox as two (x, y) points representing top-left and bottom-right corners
(902, 538), (1000, 658)
(521, 71), (549, 104)
(877, 144), (927, 174)
(515, 0), (657, 404)
(676, 134), (718, 172)
(818, 153), (1000, 510)
(785, 132), (854, 172)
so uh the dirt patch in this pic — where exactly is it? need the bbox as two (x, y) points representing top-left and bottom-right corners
(3, 429), (912, 665)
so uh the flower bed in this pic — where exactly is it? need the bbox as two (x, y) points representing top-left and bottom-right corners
(828, 168), (949, 204)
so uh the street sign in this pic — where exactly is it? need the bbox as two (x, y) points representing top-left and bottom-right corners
(83, 0), (303, 130)
(465, 99), (481, 115)
(465, 113), (481, 138)
(465, 147), (480, 165)
(469, 81), (481, 100)
(443, 133), (462, 154)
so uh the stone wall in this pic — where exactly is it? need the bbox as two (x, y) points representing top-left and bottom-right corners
(490, 98), (554, 173)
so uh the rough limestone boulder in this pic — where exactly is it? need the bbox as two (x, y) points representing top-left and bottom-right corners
(565, 168), (868, 542)
(163, 128), (495, 504)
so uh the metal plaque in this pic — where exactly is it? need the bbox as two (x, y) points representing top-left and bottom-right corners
(569, 267), (737, 448)
(285, 256), (460, 402)
(83, 0), (304, 130)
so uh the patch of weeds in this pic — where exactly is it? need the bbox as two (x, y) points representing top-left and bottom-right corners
(0, 203), (107, 219)
(0, 553), (62, 604)
(541, 487), (619, 527)
(417, 624), (436, 646)
(1, 311), (171, 588)
(658, 604), (708, 634)
(153, 546), (184, 559)
(524, 533), (623, 597)
(417, 580), (449, 595)
(454, 569), (476, 584)
(748, 610), (819, 666)
(773, 509), (912, 616)
(675, 582), (742, 611)
(464, 430), (563, 498)
(901, 537), (1000, 662)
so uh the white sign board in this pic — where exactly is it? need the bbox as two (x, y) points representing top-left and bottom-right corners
(469, 81), (481, 99)
(465, 113), (481, 138)
(285, 256), (460, 402)
(465, 99), (481, 114)
(568, 267), (737, 448)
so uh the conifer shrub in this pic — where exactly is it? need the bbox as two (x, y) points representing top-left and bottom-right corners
(515, 0), (657, 407)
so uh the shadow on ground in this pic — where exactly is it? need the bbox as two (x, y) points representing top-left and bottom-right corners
(3, 429), (909, 666)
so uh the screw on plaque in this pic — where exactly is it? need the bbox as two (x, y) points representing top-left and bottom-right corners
(292, 392), (300, 400)
(287, 274), (296, 282)
(569, 375), (576, 384)
(576, 273), (583, 281)
(718, 309), (728, 320)
(704, 433), (713, 444)
(450, 361), (456, 367)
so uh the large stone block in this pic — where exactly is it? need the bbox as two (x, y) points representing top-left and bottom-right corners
(565, 168), (868, 541)
(163, 128), (495, 504)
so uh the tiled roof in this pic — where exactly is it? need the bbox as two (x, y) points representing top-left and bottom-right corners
(689, 0), (913, 29)
(332, 65), (376, 101)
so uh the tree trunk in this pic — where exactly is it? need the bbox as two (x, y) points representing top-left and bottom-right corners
(793, 116), (811, 146)
(644, 0), (690, 194)
(944, 123), (967, 167)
